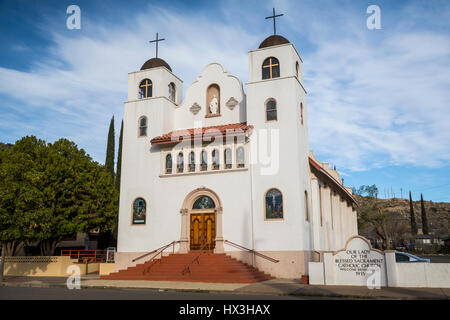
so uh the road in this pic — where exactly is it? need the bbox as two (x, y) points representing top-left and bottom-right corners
(0, 286), (336, 300)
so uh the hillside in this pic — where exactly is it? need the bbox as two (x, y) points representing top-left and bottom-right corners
(356, 196), (449, 240)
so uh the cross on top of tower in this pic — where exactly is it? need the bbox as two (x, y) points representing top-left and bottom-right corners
(149, 32), (165, 58)
(265, 8), (284, 35)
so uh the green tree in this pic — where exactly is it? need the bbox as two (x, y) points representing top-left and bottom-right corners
(105, 115), (115, 179)
(0, 137), (47, 255)
(0, 136), (118, 256)
(409, 191), (417, 235)
(420, 193), (429, 235)
(115, 120), (123, 192)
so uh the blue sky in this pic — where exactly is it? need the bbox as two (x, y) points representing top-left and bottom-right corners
(0, 0), (449, 202)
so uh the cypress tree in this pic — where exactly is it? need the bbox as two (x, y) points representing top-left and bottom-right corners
(420, 193), (429, 235)
(409, 191), (417, 235)
(115, 120), (123, 191)
(105, 115), (115, 179)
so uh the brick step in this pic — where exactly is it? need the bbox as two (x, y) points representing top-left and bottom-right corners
(102, 253), (275, 283)
(102, 275), (271, 283)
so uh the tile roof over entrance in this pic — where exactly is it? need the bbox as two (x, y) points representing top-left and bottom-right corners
(150, 122), (253, 145)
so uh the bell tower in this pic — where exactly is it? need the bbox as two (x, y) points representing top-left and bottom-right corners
(246, 10), (312, 254)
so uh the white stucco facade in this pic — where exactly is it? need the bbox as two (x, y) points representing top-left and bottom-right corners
(116, 37), (358, 279)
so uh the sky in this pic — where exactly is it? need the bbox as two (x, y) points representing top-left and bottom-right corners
(0, 0), (449, 202)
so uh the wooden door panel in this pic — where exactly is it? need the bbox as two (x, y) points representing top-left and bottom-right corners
(190, 213), (216, 250)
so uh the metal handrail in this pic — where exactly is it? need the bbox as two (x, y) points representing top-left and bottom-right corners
(60, 250), (106, 263)
(181, 241), (212, 275)
(224, 240), (279, 263)
(132, 241), (179, 263)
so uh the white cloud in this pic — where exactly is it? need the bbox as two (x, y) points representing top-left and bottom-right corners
(0, 1), (449, 173)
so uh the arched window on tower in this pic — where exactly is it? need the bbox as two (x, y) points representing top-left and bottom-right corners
(296, 61), (300, 79)
(165, 154), (172, 174)
(212, 149), (219, 170)
(305, 190), (310, 221)
(139, 79), (152, 98)
(189, 151), (195, 172)
(168, 82), (176, 103)
(200, 150), (207, 171)
(237, 146), (245, 168)
(265, 99), (277, 121)
(177, 152), (184, 173)
(262, 57), (280, 80)
(138, 116), (147, 137)
(224, 148), (232, 169)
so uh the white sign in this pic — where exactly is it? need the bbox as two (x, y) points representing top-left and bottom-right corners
(332, 236), (386, 287)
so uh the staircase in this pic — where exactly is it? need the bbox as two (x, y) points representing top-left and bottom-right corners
(102, 252), (274, 283)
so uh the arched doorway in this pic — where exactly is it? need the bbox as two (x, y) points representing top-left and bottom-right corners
(180, 188), (224, 253)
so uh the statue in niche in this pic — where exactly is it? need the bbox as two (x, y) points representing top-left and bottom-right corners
(209, 94), (218, 115)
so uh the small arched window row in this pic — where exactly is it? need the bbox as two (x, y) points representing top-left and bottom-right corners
(164, 147), (246, 174)
(139, 79), (152, 99)
(138, 116), (148, 137)
(265, 188), (283, 220)
(132, 197), (147, 225)
(262, 57), (280, 80)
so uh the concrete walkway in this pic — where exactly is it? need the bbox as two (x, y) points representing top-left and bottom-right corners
(1, 276), (449, 300)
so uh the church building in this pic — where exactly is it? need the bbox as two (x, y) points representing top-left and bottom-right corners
(114, 23), (358, 280)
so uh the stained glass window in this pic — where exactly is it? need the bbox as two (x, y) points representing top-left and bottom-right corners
(139, 79), (152, 98)
(165, 154), (172, 174)
(262, 57), (280, 80)
(224, 148), (232, 169)
(201, 150), (207, 171)
(237, 147), (245, 168)
(177, 152), (184, 173)
(132, 198), (146, 224)
(212, 149), (219, 170)
(266, 99), (277, 121)
(192, 196), (216, 209)
(265, 189), (283, 219)
(189, 151), (195, 172)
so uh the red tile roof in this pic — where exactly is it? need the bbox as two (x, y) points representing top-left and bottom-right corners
(151, 122), (254, 145)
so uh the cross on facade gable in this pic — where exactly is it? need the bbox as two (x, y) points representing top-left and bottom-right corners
(149, 32), (165, 58)
(265, 8), (284, 35)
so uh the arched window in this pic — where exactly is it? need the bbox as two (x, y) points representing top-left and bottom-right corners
(165, 154), (172, 174)
(224, 148), (232, 169)
(305, 191), (310, 221)
(138, 116), (147, 137)
(212, 149), (219, 170)
(265, 188), (283, 220)
(262, 57), (280, 80)
(139, 79), (152, 98)
(300, 103), (304, 125)
(200, 150), (207, 171)
(265, 99), (277, 121)
(296, 61), (300, 79)
(177, 152), (184, 173)
(168, 82), (176, 102)
(189, 151), (195, 172)
(192, 196), (216, 209)
(132, 198), (146, 225)
(237, 146), (245, 168)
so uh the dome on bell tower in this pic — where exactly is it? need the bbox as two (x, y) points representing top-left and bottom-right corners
(258, 34), (290, 49)
(140, 57), (172, 72)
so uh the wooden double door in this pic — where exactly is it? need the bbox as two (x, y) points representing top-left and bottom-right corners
(190, 213), (216, 250)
